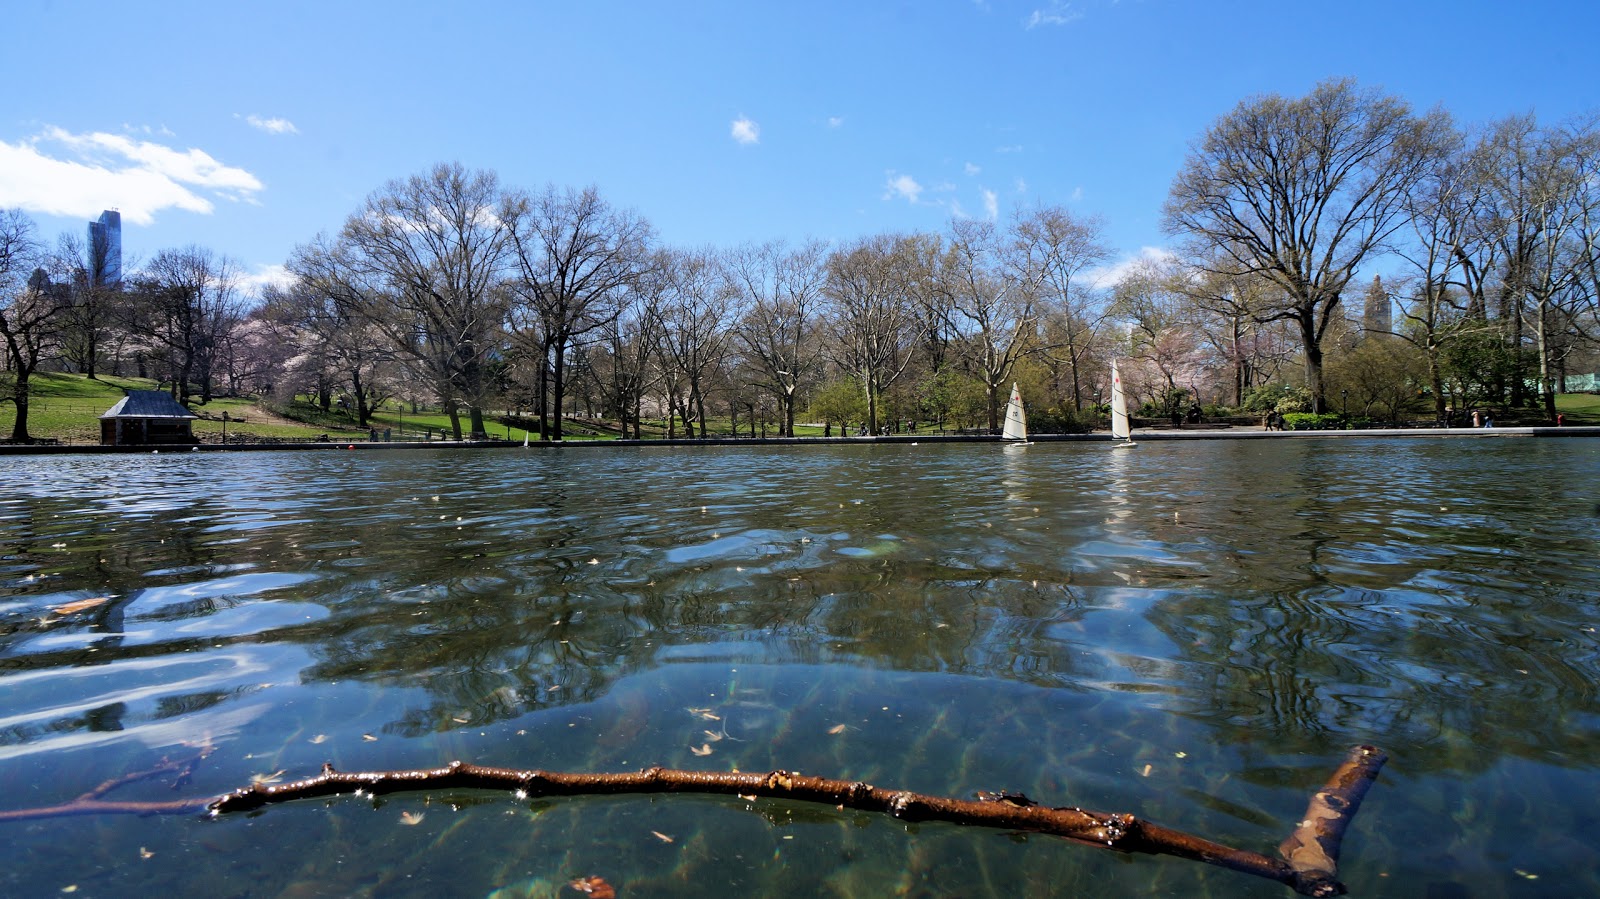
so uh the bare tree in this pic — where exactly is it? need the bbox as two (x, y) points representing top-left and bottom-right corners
(655, 248), (737, 437)
(46, 231), (124, 380)
(824, 234), (922, 433)
(338, 163), (512, 439)
(127, 245), (245, 406)
(727, 239), (828, 437)
(1012, 206), (1112, 410)
(1164, 78), (1447, 412)
(935, 219), (1046, 430)
(0, 209), (65, 442)
(593, 264), (665, 440)
(505, 185), (652, 441)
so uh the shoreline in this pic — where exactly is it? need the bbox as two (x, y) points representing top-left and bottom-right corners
(3, 425), (1598, 455)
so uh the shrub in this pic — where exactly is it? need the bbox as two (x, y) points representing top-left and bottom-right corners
(1282, 412), (1345, 430)
(1243, 384), (1312, 415)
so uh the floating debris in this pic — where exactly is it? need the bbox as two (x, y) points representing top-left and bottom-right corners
(400, 811), (425, 826)
(569, 876), (616, 897)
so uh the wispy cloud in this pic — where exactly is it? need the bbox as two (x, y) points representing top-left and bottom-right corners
(884, 171), (924, 204)
(982, 188), (999, 220)
(244, 114), (298, 135)
(0, 127), (264, 225)
(964, 162), (982, 176)
(731, 116), (760, 145)
(827, 116), (844, 129)
(237, 263), (295, 296)
(1088, 247), (1178, 289)
(1026, 1), (1083, 28)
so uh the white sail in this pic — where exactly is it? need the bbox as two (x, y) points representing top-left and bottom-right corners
(1110, 360), (1133, 442)
(1002, 382), (1028, 441)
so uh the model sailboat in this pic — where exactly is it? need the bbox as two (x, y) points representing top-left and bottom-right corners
(1002, 382), (1029, 443)
(1110, 360), (1136, 448)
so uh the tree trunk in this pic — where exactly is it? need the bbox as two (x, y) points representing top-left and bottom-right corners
(1299, 311), (1327, 414)
(8, 388), (30, 442)
(550, 341), (566, 440)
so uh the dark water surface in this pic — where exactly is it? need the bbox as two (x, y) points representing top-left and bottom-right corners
(2, 440), (1597, 897)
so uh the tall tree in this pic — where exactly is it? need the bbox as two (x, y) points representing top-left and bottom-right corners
(506, 185), (652, 441)
(824, 234), (922, 433)
(0, 209), (61, 442)
(655, 248), (737, 438)
(50, 232), (121, 380)
(940, 218), (1046, 430)
(339, 163), (512, 439)
(1164, 78), (1446, 412)
(129, 245), (244, 405)
(727, 239), (827, 437)
(1012, 206), (1112, 410)
(594, 261), (665, 440)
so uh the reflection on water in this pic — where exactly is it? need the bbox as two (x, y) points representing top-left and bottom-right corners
(2, 441), (1599, 896)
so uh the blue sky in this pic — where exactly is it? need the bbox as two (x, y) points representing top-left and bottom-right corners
(4, 0), (1598, 294)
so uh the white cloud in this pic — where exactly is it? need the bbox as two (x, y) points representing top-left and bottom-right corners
(1088, 247), (1178, 290)
(1015, 177), (1029, 194)
(245, 114), (298, 135)
(0, 127), (264, 226)
(964, 162), (982, 176)
(827, 116), (844, 129)
(1026, 2), (1083, 28)
(731, 117), (760, 145)
(884, 171), (924, 204)
(982, 188), (999, 220)
(237, 263), (295, 297)
(1070, 186), (1084, 202)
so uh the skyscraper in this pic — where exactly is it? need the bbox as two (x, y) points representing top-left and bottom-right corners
(1360, 275), (1391, 337)
(88, 209), (122, 286)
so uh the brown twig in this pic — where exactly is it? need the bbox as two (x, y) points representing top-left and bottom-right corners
(0, 748), (1383, 895)
(206, 746), (1387, 896)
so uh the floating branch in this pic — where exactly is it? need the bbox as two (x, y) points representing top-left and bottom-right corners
(205, 744), (1387, 896)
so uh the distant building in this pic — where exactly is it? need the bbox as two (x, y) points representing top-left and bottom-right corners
(1360, 275), (1392, 337)
(88, 209), (121, 287)
(99, 390), (197, 446)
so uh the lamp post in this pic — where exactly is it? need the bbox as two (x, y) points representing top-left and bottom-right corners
(1093, 390), (1102, 431)
(221, 411), (228, 445)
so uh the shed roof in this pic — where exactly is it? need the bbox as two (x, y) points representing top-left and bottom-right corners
(100, 390), (198, 420)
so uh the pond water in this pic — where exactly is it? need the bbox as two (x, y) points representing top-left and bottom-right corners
(2, 440), (1598, 897)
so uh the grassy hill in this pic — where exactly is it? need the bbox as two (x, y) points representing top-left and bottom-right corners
(0, 374), (340, 445)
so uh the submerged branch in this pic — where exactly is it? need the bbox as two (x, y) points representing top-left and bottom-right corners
(0, 756), (212, 822)
(205, 745), (1386, 896)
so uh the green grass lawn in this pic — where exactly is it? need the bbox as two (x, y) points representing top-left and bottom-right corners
(1555, 392), (1600, 423)
(11, 370), (1596, 444)
(0, 374), (335, 444)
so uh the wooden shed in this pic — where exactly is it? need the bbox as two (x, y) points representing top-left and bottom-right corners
(99, 391), (199, 446)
